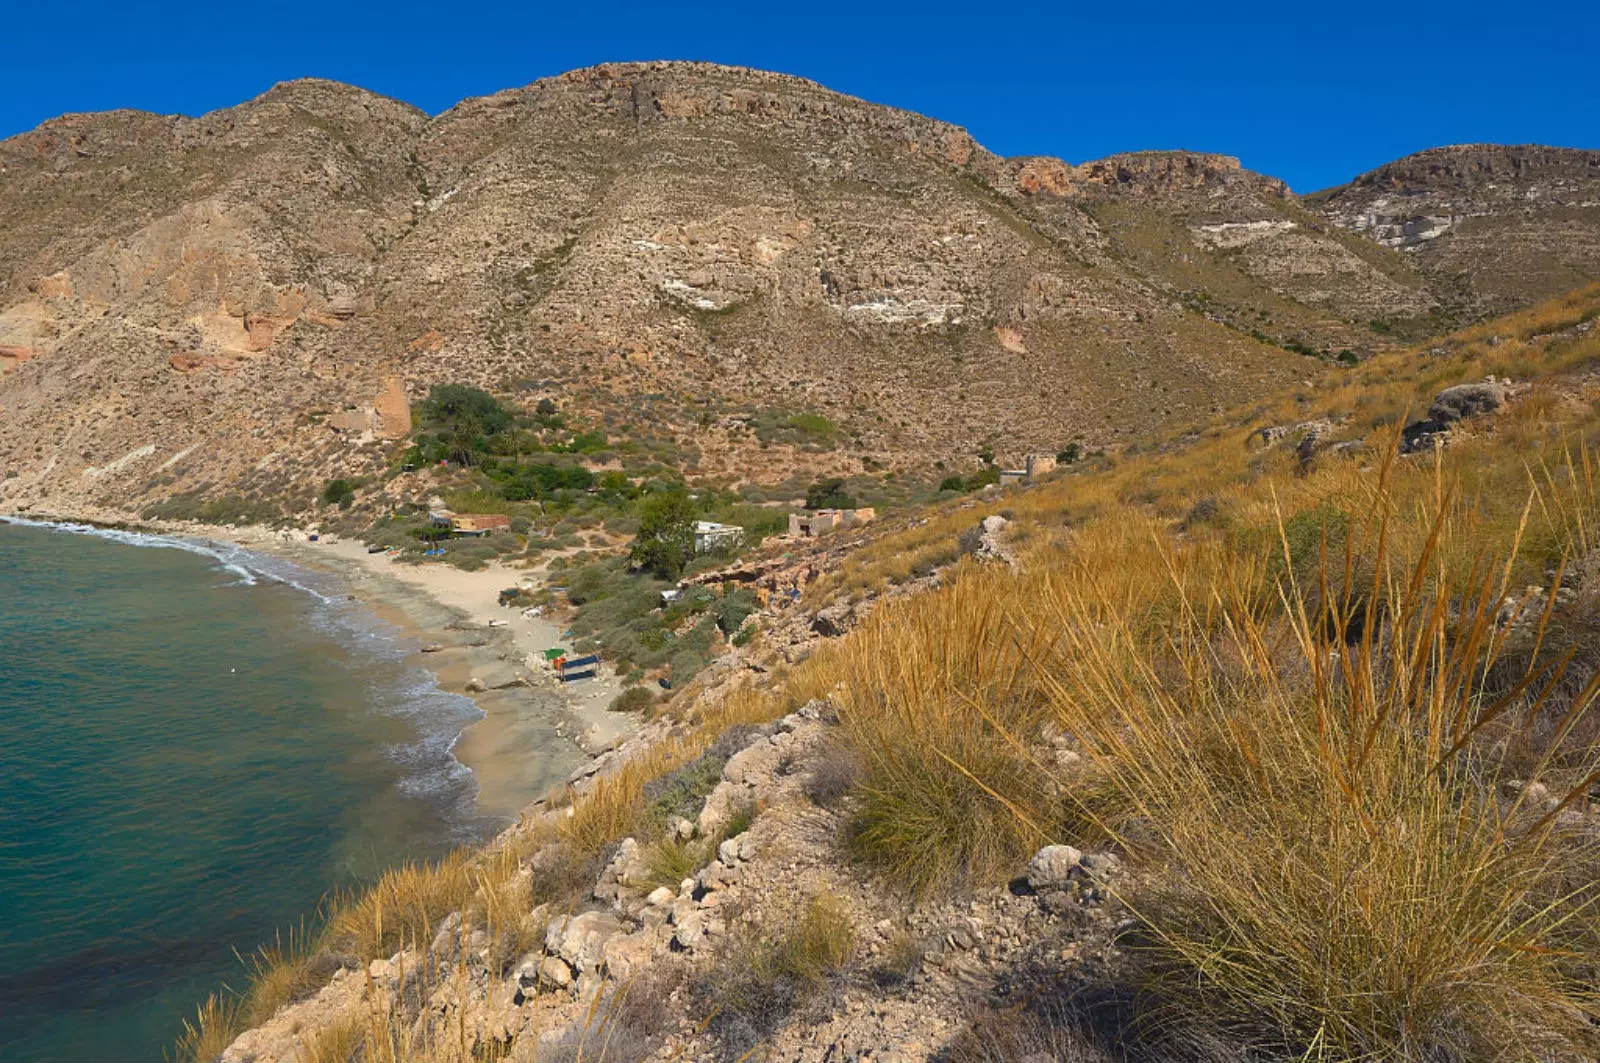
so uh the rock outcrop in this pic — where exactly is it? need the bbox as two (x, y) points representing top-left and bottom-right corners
(1312, 145), (1600, 318)
(1401, 377), (1519, 453)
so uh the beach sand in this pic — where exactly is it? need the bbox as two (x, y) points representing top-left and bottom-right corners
(245, 535), (634, 825)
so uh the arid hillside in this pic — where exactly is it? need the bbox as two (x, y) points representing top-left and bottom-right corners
(2, 64), (1596, 518)
(1310, 143), (1600, 318)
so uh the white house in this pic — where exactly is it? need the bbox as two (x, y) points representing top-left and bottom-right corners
(693, 521), (745, 554)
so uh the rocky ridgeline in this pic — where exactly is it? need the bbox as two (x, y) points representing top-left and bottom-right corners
(4, 64), (1597, 519)
(1312, 145), (1600, 317)
(1007, 149), (1288, 203)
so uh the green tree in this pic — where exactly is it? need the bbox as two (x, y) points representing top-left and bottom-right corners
(419, 384), (514, 465)
(1057, 443), (1082, 465)
(805, 478), (857, 510)
(322, 478), (356, 507)
(630, 490), (698, 579)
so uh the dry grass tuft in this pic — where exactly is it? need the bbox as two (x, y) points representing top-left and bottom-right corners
(294, 1010), (365, 1063)
(324, 852), (475, 961)
(817, 564), (1059, 895)
(172, 993), (240, 1063)
(698, 894), (856, 1058)
(1032, 483), (1600, 1058)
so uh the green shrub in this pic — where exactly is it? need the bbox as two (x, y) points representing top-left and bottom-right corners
(712, 589), (759, 635)
(642, 726), (759, 826)
(322, 479), (355, 507)
(805, 478), (857, 510)
(669, 650), (707, 687)
(609, 687), (656, 714)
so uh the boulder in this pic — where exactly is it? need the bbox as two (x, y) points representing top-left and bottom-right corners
(811, 602), (855, 638)
(594, 837), (653, 905)
(723, 740), (782, 786)
(538, 955), (574, 989)
(697, 860), (741, 893)
(1079, 851), (1122, 880)
(1403, 379), (1514, 454)
(601, 930), (657, 979)
(1296, 428), (1329, 468)
(544, 911), (627, 973)
(513, 952), (574, 1001)
(697, 780), (739, 837)
(429, 911), (463, 958)
(718, 837), (743, 865)
(1429, 381), (1509, 424)
(668, 896), (697, 927)
(1248, 424), (1291, 448)
(959, 514), (1015, 566)
(1026, 844), (1084, 892)
(673, 910), (709, 949)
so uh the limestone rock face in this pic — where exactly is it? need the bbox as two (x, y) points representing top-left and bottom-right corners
(373, 376), (411, 439)
(1313, 145), (1600, 319)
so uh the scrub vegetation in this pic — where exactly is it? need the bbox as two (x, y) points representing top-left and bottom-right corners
(180, 284), (1600, 1061)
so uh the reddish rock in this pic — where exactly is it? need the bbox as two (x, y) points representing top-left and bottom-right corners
(407, 329), (445, 353)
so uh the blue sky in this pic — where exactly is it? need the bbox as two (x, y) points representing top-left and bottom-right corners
(4, 0), (1594, 192)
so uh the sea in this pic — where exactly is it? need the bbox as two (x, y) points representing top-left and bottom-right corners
(0, 518), (494, 1061)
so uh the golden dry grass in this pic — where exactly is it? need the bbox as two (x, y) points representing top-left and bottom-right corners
(172, 993), (240, 1063)
(324, 853), (476, 962)
(1035, 488), (1600, 1056)
(807, 287), (1600, 1056)
(240, 922), (324, 1029)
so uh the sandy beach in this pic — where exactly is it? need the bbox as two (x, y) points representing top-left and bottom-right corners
(191, 527), (635, 825)
(302, 539), (635, 822)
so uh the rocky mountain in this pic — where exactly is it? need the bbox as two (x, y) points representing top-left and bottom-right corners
(1309, 144), (1600, 318)
(1, 63), (1596, 518)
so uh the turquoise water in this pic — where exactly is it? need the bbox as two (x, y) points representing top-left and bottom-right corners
(0, 520), (491, 1061)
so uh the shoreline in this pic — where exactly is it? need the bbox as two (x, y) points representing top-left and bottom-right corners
(282, 538), (635, 818)
(0, 510), (636, 827)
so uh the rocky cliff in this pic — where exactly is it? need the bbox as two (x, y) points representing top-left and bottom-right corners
(1309, 144), (1600, 317)
(1, 65), (1596, 518)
